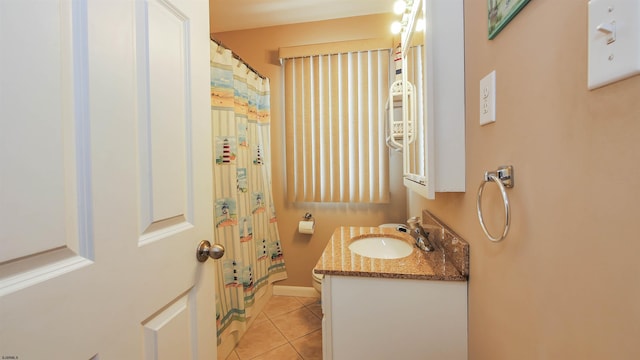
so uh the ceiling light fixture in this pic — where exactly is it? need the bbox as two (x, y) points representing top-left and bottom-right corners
(391, 20), (403, 34)
(393, 0), (407, 15)
(416, 18), (425, 32)
(390, 0), (415, 35)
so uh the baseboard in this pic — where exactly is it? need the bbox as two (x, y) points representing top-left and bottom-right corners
(273, 285), (319, 298)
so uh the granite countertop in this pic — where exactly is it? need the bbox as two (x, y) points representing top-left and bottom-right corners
(314, 226), (468, 281)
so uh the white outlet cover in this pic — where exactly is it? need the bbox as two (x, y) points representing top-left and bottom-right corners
(480, 70), (496, 125)
(588, 0), (640, 89)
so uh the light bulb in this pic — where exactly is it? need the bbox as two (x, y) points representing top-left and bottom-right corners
(416, 18), (425, 32)
(393, 0), (406, 15)
(391, 21), (403, 34)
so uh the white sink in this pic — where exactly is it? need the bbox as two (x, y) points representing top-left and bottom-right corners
(348, 236), (413, 259)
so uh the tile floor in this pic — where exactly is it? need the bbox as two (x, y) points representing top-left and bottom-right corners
(225, 295), (323, 360)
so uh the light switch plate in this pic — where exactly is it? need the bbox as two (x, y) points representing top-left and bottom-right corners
(480, 70), (496, 125)
(588, 0), (640, 89)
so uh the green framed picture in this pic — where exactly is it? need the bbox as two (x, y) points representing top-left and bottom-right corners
(488, 0), (531, 39)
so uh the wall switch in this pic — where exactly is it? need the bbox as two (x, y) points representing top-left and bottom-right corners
(480, 70), (496, 125)
(588, 0), (640, 89)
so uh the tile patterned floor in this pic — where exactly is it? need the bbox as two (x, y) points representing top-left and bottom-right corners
(225, 295), (323, 360)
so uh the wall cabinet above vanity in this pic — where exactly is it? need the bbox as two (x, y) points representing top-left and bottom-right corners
(400, 0), (465, 199)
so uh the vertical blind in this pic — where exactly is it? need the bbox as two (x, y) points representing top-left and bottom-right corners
(283, 48), (391, 203)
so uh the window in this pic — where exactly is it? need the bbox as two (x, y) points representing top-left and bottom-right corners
(281, 40), (391, 203)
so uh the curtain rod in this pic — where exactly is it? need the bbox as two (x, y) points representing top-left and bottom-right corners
(210, 36), (267, 80)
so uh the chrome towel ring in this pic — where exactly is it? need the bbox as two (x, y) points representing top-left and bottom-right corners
(477, 165), (514, 242)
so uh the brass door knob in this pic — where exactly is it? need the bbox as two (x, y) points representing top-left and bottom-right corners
(196, 240), (225, 262)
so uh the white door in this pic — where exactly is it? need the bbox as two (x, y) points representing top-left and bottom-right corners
(0, 0), (217, 359)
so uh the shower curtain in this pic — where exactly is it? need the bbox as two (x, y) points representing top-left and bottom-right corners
(210, 41), (287, 346)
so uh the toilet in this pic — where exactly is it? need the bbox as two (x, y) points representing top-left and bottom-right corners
(312, 269), (324, 294)
(311, 223), (406, 294)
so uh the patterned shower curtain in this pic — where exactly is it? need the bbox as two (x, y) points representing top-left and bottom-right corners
(210, 41), (287, 342)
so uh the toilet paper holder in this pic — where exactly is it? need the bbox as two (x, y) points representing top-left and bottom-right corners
(298, 212), (316, 235)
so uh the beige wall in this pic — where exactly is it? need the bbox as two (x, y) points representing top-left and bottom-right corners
(411, 0), (640, 359)
(213, 13), (408, 287)
(214, 1), (640, 358)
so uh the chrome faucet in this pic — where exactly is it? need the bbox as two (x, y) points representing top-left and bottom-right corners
(406, 216), (435, 252)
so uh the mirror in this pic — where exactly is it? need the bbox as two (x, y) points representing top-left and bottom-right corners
(401, 0), (433, 198)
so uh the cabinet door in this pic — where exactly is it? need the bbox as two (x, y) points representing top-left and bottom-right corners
(328, 276), (468, 360)
(402, 0), (465, 199)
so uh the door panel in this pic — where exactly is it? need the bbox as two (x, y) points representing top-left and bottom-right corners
(0, 0), (93, 292)
(143, 294), (193, 360)
(136, 0), (194, 244)
(0, 0), (215, 358)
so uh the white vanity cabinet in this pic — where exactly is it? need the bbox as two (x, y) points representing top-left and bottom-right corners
(321, 275), (468, 360)
(401, 0), (465, 199)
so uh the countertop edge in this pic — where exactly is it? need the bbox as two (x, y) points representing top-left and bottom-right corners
(315, 269), (467, 281)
